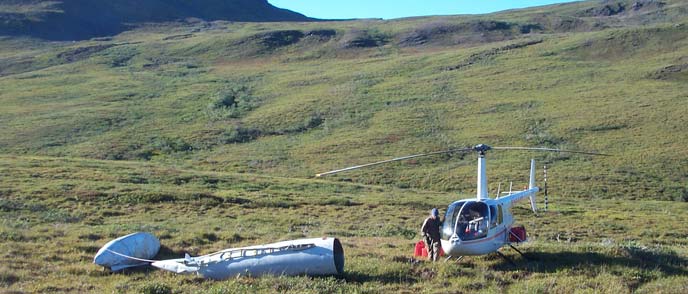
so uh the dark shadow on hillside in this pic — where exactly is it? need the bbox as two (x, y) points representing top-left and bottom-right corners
(0, 0), (315, 41)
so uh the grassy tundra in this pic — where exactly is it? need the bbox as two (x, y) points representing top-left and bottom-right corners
(1, 155), (687, 293)
(1, 0), (687, 292)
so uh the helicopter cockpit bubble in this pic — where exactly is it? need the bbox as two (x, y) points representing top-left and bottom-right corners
(442, 201), (490, 241)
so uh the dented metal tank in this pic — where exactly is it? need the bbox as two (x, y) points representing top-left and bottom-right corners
(152, 237), (344, 280)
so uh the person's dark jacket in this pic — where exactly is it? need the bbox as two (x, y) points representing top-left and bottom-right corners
(421, 217), (442, 241)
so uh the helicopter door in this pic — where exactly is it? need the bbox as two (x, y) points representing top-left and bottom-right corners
(442, 201), (465, 240)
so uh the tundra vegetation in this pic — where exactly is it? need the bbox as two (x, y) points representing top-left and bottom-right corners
(0, 0), (687, 293)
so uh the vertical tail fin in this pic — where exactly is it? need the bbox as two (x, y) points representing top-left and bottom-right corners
(528, 159), (537, 213)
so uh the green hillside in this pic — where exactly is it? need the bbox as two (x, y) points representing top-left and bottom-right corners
(1, 0), (688, 292)
(1, 0), (686, 200)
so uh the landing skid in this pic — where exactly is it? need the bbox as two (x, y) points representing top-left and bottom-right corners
(498, 243), (529, 267)
(444, 255), (463, 263)
(509, 244), (527, 259)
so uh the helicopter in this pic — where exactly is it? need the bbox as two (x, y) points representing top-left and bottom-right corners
(316, 144), (606, 263)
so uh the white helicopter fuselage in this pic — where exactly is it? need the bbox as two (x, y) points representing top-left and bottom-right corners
(440, 155), (539, 256)
(440, 188), (537, 256)
(315, 144), (600, 258)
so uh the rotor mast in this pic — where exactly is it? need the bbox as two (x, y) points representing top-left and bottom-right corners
(475, 144), (491, 200)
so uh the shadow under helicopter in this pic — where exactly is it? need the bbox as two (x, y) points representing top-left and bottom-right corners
(489, 247), (687, 277)
(104, 242), (686, 285)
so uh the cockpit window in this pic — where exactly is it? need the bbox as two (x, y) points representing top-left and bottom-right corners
(442, 201), (490, 241)
(441, 201), (464, 240)
(490, 205), (497, 228)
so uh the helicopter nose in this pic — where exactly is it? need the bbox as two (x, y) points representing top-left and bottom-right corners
(441, 237), (461, 256)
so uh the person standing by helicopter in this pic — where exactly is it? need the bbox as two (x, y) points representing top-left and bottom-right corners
(421, 208), (442, 261)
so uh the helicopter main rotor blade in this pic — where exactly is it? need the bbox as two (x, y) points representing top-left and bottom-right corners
(492, 146), (610, 156)
(315, 148), (474, 177)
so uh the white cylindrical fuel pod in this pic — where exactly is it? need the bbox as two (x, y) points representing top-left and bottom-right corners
(94, 232), (161, 271)
(152, 237), (344, 280)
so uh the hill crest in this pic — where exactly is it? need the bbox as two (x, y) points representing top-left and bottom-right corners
(0, 0), (311, 40)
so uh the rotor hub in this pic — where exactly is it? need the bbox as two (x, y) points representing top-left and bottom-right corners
(473, 144), (492, 155)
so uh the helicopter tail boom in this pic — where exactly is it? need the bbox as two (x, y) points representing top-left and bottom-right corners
(497, 159), (538, 213)
(500, 186), (539, 213)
